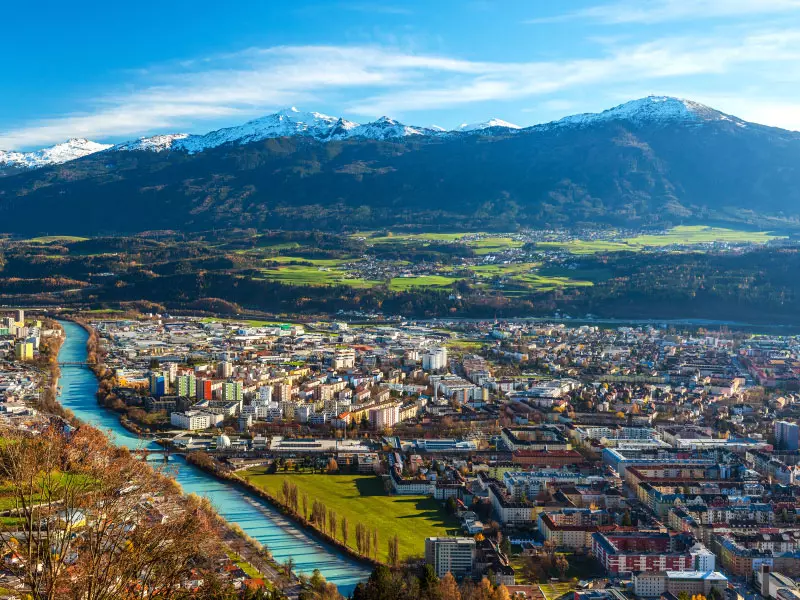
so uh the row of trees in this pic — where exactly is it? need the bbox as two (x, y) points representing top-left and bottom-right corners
(277, 478), (382, 561)
(352, 565), (511, 600)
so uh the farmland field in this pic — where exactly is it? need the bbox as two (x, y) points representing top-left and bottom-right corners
(259, 264), (379, 288)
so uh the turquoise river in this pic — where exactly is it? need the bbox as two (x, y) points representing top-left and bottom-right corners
(55, 320), (370, 595)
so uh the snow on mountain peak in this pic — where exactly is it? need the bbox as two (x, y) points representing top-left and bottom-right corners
(547, 95), (739, 129)
(457, 118), (521, 132)
(1, 96), (755, 171)
(112, 133), (191, 152)
(347, 116), (436, 140)
(0, 138), (112, 169)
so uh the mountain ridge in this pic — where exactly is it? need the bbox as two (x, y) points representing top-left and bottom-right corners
(0, 95), (768, 170)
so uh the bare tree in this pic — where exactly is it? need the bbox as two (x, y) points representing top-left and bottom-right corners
(0, 425), (219, 600)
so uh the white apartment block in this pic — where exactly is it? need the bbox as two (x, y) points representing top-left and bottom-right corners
(170, 410), (212, 431)
(422, 347), (448, 371)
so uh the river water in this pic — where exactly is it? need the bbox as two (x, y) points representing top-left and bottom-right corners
(55, 320), (369, 594)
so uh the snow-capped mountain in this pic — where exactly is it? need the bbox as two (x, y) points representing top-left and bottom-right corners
(457, 118), (521, 132)
(346, 116), (438, 140)
(0, 138), (112, 169)
(112, 133), (191, 152)
(544, 95), (744, 129)
(3, 95), (800, 235)
(175, 107), (359, 153)
(0, 97), (761, 173)
(111, 111), (440, 154)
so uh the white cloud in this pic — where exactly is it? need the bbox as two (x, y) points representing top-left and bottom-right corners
(347, 29), (800, 115)
(3, 27), (800, 148)
(527, 0), (800, 25)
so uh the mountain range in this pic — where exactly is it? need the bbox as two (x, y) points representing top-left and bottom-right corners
(0, 107), (524, 170)
(0, 96), (798, 234)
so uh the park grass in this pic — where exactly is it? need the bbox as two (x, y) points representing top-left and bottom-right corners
(471, 236), (525, 255)
(265, 256), (355, 267)
(259, 265), (379, 288)
(199, 317), (298, 327)
(388, 275), (459, 290)
(358, 231), (522, 254)
(536, 226), (784, 255)
(468, 263), (593, 290)
(239, 471), (459, 562)
(26, 235), (89, 243)
(469, 263), (540, 278)
(444, 339), (485, 350)
(534, 240), (635, 254)
(514, 273), (594, 291)
(624, 225), (784, 247)
(540, 582), (577, 600)
(225, 549), (262, 579)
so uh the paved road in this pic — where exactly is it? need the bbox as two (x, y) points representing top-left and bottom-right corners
(219, 523), (302, 599)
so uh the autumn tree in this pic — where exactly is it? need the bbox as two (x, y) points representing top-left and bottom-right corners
(439, 572), (461, 600)
(328, 509), (337, 539)
(341, 517), (349, 548)
(0, 425), (219, 600)
(387, 534), (400, 567)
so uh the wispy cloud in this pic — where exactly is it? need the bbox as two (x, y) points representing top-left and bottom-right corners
(527, 0), (800, 25)
(337, 2), (413, 15)
(347, 29), (800, 114)
(3, 26), (800, 148)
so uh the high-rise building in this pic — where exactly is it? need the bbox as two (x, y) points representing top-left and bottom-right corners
(219, 361), (233, 378)
(176, 374), (197, 398)
(221, 381), (243, 403)
(369, 402), (401, 430)
(275, 383), (293, 402)
(256, 386), (273, 404)
(165, 362), (178, 384)
(333, 348), (355, 370)
(197, 378), (214, 401)
(422, 347), (448, 371)
(14, 341), (34, 361)
(776, 421), (800, 451)
(13, 309), (24, 326)
(149, 373), (167, 397)
(425, 537), (475, 580)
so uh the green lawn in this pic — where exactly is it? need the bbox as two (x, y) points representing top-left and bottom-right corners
(266, 256), (356, 267)
(535, 225), (784, 255)
(470, 236), (525, 255)
(540, 583), (577, 600)
(513, 273), (594, 291)
(357, 231), (522, 254)
(199, 317), (297, 327)
(226, 549), (262, 579)
(259, 265), (379, 288)
(444, 339), (485, 350)
(25, 235), (89, 243)
(624, 225), (784, 247)
(388, 275), (460, 290)
(469, 263), (540, 278)
(240, 471), (459, 561)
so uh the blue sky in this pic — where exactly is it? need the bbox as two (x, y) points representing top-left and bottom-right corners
(3, 0), (800, 149)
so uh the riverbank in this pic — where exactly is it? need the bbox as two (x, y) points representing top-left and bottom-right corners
(56, 319), (369, 593)
(185, 453), (384, 570)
